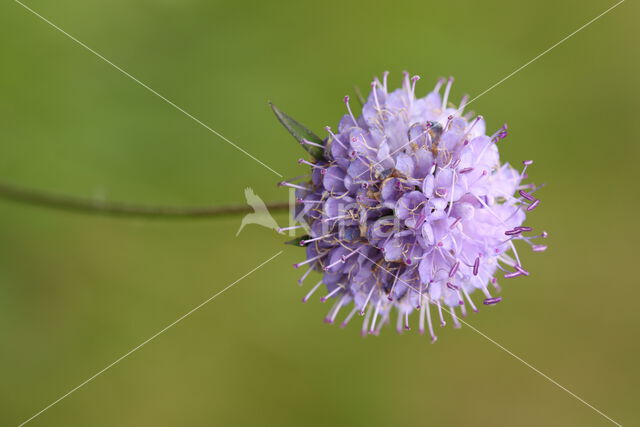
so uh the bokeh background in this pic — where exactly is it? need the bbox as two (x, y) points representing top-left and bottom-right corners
(1, 0), (638, 426)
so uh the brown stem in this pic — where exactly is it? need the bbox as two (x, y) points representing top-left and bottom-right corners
(0, 181), (289, 219)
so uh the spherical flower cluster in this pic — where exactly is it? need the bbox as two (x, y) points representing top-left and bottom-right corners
(279, 72), (546, 339)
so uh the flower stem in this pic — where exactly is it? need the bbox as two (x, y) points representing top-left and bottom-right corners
(0, 181), (289, 219)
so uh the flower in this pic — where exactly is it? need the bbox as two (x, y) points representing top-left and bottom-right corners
(278, 72), (546, 339)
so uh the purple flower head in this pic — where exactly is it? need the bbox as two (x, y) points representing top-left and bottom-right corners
(277, 72), (546, 339)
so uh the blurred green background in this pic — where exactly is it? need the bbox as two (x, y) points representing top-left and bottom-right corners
(1, 0), (638, 426)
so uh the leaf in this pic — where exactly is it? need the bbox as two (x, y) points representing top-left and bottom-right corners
(269, 102), (325, 160)
(284, 235), (309, 246)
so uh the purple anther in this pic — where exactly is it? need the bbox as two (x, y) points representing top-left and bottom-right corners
(483, 297), (502, 305)
(527, 199), (540, 211)
(514, 265), (530, 276)
(449, 261), (460, 278)
(519, 190), (535, 201)
(504, 271), (523, 279)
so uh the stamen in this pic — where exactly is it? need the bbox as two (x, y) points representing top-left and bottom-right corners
(445, 114), (454, 131)
(526, 231), (548, 240)
(371, 81), (382, 112)
(460, 304), (468, 317)
(325, 298), (343, 324)
(519, 159), (533, 179)
(411, 75), (420, 97)
(323, 258), (344, 271)
(402, 71), (411, 93)
(382, 71), (389, 92)
(280, 224), (305, 233)
(473, 256), (480, 276)
(481, 284), (492, 298)
(458, 94), (469, 114)
(474, 194), (509, 227)
(519, 190), (535, 201)
(490, 124), (508, 142)
(433, 77), (445, 94)
(320, 285), (342, 302)
(293, 253), (324, 269)
(462, 287), (478, 313)
(527, 199), (540, 211)
(369, 299), (382, 333)
(278, 181), (309, 191)
(490, 123), (508, 139)
(449, 306), (461, 328)
(297, 266), (312, 285)
(396, 310), (404, 334)
(441, 77), (454, 110)
(465, 115), (483, 135)
(483, 297), (502, 305)
(361, 305), (372, 336)
(449, 217), (461, 229)
(532, 245), (548, 252)
(321, 214), (350, 223)
(325, 126), (348, 149)
(373, 312), (386, 336)
(426, 301), (437, 342)
(360, 286), (375, 315)
(344, 96), (358, 126)
(503, 271), (523, 279)
(449, 261), (460, 278)
(301, 138), (324, 148)
(509, 240), (522, 267)
(340, 306), (358, 328)
(302, 280), (323, 303)
(387, 271), (400, 301)
(298, 158), (325, 169)
(514, 265), (530, 276)
(437, 301), (446, 326)
(300, 233), (333, 246)
(340, 248), (360, 262)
